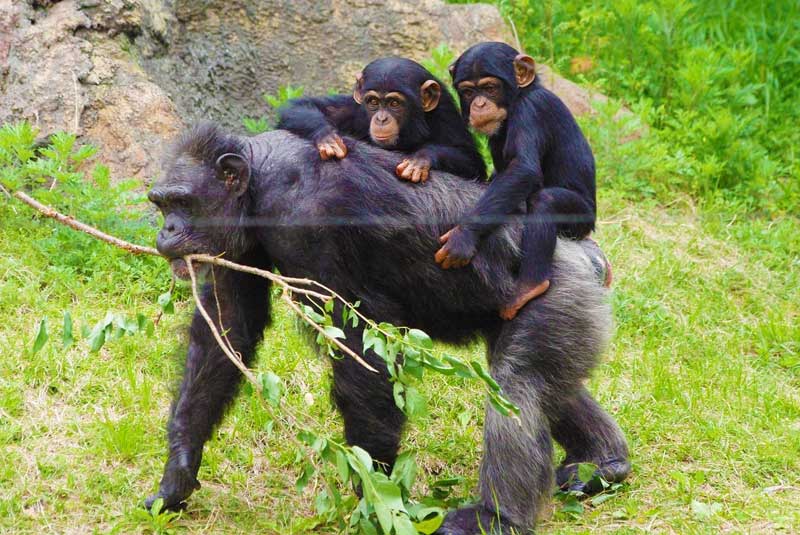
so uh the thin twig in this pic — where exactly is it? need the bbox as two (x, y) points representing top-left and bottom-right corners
(185, 257), (259, 386)
(13, 191), (160, 256)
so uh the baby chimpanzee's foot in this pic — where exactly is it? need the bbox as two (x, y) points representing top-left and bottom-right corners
(499, 279), (550, 320)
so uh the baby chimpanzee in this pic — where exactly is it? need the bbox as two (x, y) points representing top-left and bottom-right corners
(277, 57), (486, 182)
(436, 42), (607, 320)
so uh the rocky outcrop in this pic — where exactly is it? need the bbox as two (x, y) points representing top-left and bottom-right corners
(0, 0), (615, 183)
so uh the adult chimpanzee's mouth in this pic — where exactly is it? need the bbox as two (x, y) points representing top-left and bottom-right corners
(169, 257), (211, 281)
(170, 258), (191, 280)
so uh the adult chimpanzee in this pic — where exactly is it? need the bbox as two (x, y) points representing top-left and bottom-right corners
(436, 42), (602, 321)
(276, 57), (486, 182)
(145, 124), (630, 534)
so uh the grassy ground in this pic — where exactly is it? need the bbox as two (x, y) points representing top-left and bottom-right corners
(1, 176), (798, 533)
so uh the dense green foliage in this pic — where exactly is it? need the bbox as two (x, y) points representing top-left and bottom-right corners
(452, 0), (800, 212)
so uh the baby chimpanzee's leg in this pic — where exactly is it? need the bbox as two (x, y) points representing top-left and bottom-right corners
(500, 187), (596, 320)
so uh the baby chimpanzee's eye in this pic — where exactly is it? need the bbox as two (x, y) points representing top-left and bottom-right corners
(460, 88), (475, 100)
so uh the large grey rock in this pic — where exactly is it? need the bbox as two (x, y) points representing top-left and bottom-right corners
(0, 0), (617, 182)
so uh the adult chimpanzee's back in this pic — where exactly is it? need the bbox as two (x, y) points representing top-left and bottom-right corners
(146, 125), (630, 534)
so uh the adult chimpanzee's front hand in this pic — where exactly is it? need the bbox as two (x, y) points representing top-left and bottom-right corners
(435, 226), (477, 269)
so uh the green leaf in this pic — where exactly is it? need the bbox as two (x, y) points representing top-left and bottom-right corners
(470, 361), (500, 390)
(88, 322), (106, 353)
(373, 479), (406, 512)
(358, 516), (378, 535)
(335, 449), (350, 482)
(322, 325), (346, 340)
(148, 497), (164, 516)
(260, 371), (283, 406)
(32, 318), (49, 355)
(302, 304), (326, 324)
(393, 512), (418, 535)
(295, 462), (314, 492)
(414, 512), (445, 534)
(157, 291), (174, 315)
(393, 382), (405, 411)
(577, 463), (598, 484)
(431, 477), (462, 488)
(349, 446), (374, 474)
(314, 489), (333, 515)
(407, 328), (433, 349)
(62, 311), (74, 348)
(560, 494), (584, 515)
(390, 451), (417, 493)
(404, 386), (428, 419)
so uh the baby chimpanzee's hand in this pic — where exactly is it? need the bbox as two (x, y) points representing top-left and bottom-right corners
(434, 226), (477, 269)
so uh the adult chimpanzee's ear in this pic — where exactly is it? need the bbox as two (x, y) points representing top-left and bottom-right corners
(420, 80), (441, 112)
(513, 54), (536, 88)
(215, 153), (250, 196)
(352, 72), (364, 104)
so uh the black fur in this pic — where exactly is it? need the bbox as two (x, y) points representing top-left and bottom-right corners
(450, 42), (597, 286)
(277, 57), (487, 180)
(145, 125), (629, 533)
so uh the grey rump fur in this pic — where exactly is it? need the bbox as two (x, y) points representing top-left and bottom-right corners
(149, 126), (629, 533)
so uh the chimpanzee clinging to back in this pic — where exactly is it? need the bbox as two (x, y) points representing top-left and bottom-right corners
(435, 42), (605, 320)
(277, 57), (487, 182)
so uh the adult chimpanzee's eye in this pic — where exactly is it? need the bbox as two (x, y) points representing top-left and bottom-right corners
(389, 99), (401, 109)
(366, 96), (379, 108)
(461, 88), (475, 100)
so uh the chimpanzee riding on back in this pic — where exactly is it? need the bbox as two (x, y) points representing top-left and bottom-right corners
(435, 42), (609, 320)
(277, 57), (486, 183)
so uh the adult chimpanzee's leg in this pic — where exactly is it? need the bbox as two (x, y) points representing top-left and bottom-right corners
(146, 262), (271, 510)
(330, 325), (406, 471)
(437, 330), (554, 534)
(501, 187), (596, 320)
(550, 386), (631, 493)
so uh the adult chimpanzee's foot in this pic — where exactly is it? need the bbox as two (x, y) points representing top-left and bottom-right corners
(499, 279), (550, 320)
(435, 505), (517, 535)
(555, 457), (631, 495)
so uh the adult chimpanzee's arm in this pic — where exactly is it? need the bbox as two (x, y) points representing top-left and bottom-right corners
(146, 262), (271, 511)
(276, 95), (361, 142)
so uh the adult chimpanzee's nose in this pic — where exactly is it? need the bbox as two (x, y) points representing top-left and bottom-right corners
(474, 97), (487, 109)
(376, 112), (389, 125)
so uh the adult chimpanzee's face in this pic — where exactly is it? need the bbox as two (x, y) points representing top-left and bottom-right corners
(148, 152), (251, 280)
(457, 77), (509, 136)
(361, 90), (407, 148)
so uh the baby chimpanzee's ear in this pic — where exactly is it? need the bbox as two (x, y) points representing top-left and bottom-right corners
(215, 153), (250, 196)
(352, 72), (364, 104)
(513, 54), (536, 88)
